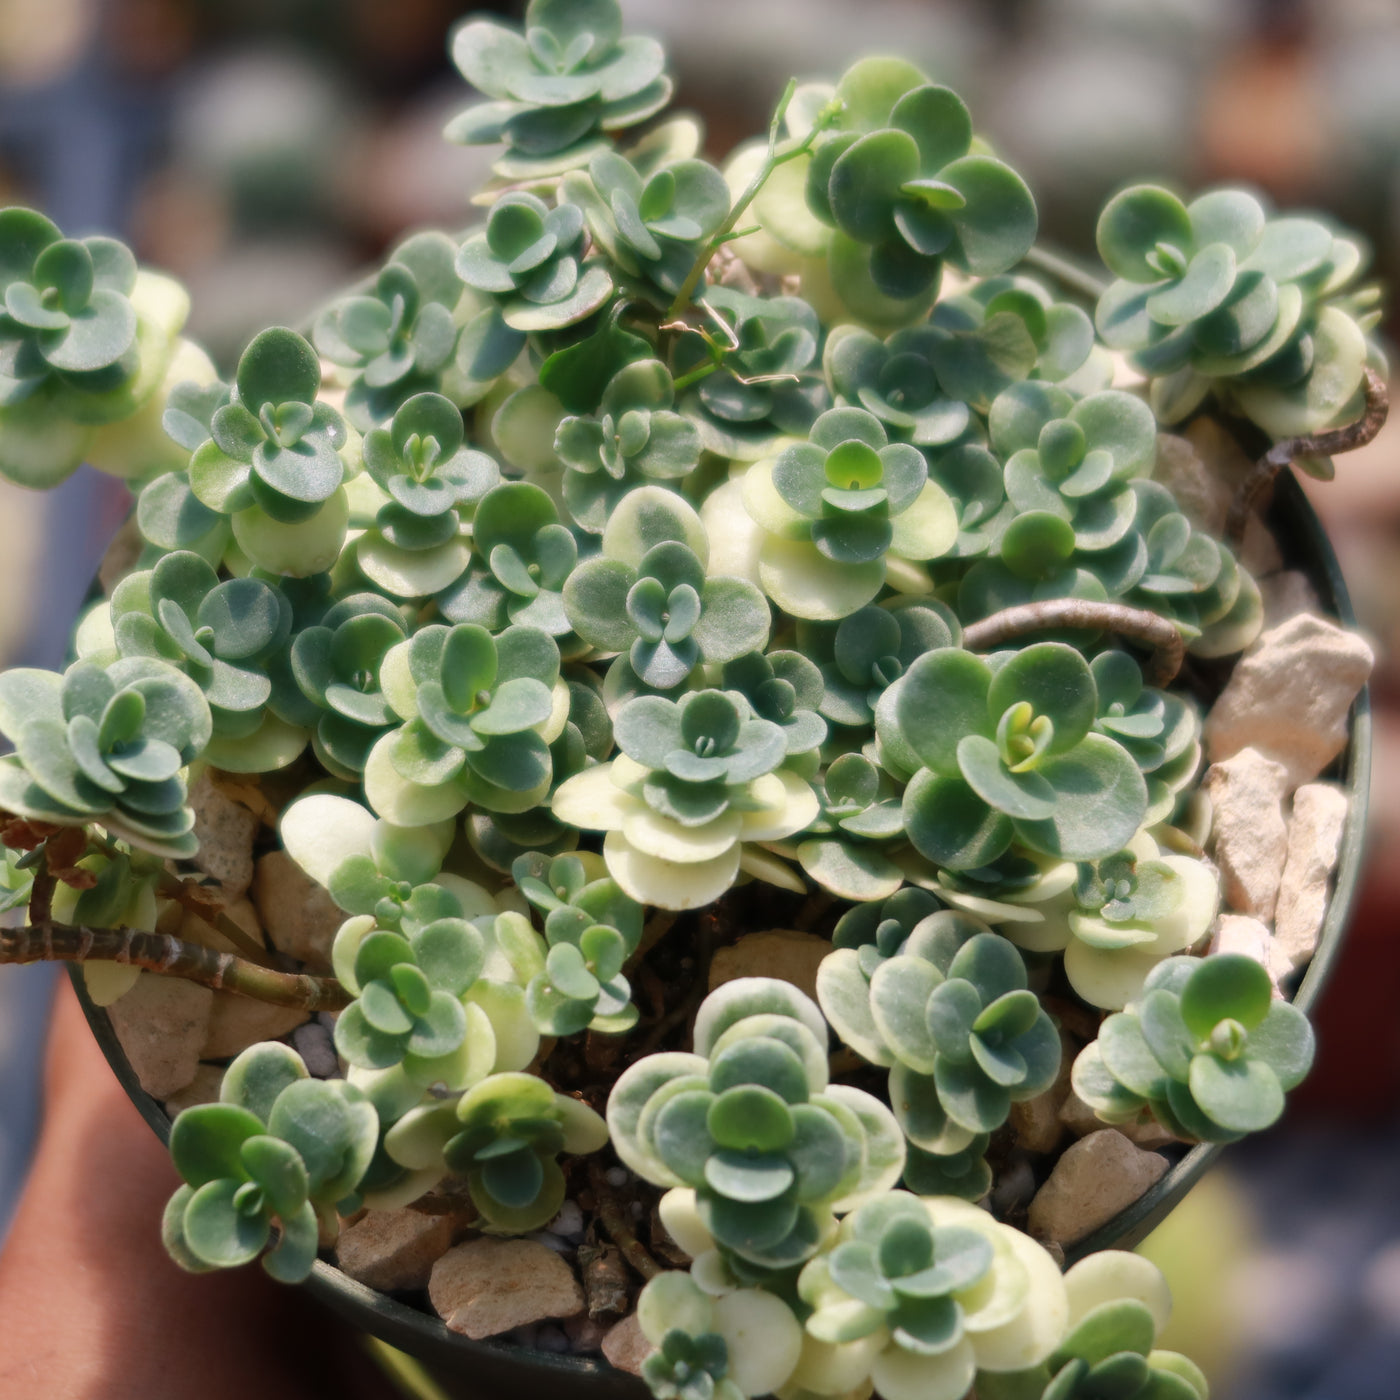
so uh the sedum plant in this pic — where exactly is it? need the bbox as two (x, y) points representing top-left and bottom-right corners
(0, 2), (1366, 1387)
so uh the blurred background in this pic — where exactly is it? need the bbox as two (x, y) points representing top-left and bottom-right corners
(1, 0), (1399, 1394)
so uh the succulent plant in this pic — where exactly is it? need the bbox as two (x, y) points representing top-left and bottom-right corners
(186, 327), (352, 575)
(741, 406), (958, 620)
(819, 910), (1060, 1154)
(609, 978), (905, 1269)
(0, 658), (210, 859)
(109, 550), (289, 745)
(370, 621), (563, 825)
(636, 1271), (804, 1400)
(446, 0), (672, 180)
(563, 149), (730, 300)
(512, 851), (644, 1034)
(163, 1042), (378, 1283)
(552, 687), (816, 908)
(455, 192), (615, 332)
(438, 482), (579, 640)
(797, 752), (908, 902)
(314, 231), (464, 429)
(554, 360), (702, 532)
(564, 493), (770, 698)
(717, 650), (827, 763)
(804, 59), (1037, 303)
(1095, 184), (1376, 436)
(886, 643), (1148, 870)
(354, 391), (500, 600)
(979, 1251), (1209, 1400)
(675, 286), (830, 461)
(1073, 953), (1314, 1142)
(439, 1070), (609, 1230)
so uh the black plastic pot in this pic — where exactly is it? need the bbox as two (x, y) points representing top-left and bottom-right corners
(70, 468), (1368, 1400)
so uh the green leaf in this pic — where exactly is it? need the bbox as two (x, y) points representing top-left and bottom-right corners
(896, 648), (992, 773)
(1012, 734), (1148, 862)
(1188, 1054), (1284, 1134)
(1178, 953), (1273, 1039)
(236, 327), (321, 413)
(903, 768), (1012, 871)
(829, 130), (921, 244)
(1246, 1001), (1315, 1092)
(182, 1178), (271, 1268)
(1097, 186), (1194, 283)
(940, 156), (1037, 277)
(169, 1103), (267, 1186)
(957, 735), (1057, 820)
(988, 642), (1097, 756)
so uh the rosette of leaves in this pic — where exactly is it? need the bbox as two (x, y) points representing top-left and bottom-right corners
(163, 1043), (377, 1284)
(109, 549), (290, 747)
(808, 599), (959, 733)
(438, 482), (579, 640)
(1090, 651), (1201, 825)
(961, 830), (1218, 1014)
(554, 359), (702, 532)
(675, 286), (831, 461)
(563, 510), (770, 699)
(928, 275), (1104, 412)
(356, 392), (499, 600)
(290, 593), (409, 778)
(887, 643), (1148, 870)
(999, 389), (1158, 562)
(436, 1070), (608, 1230)
(796, 1189), (994, 1400)
(832, 886), (944, 968)
(551, 687), (819, 908)
(924, 442), (1015, 560)
(742, 406), (957, 620)
(445, 0), (672, 181)
(0, 657), (210, 859)
(372, 621), (563, 823)
(635, 1270), (805, 1400)
(329, 905), (487, 1078)
(798, 753), (908, 902)
(175, 334), (350, 579)
(562, 149), (730, 300)
(512, 851), (644, 1035)
(718, 650), (827, 766)
(804, 59), (1037, 303)
(607, 979), (905, 1270)
(454, 192), (614, 332)
(822, 912), (1060, 1155)
(1122, 480), (1261, 655)
(0, 208), (139, 403)
(1072, 954), (1315, 1143)
(902, 1136), (992, 1202)
(313, 231), (463, 429)
(1095, 184), (1374, 434)
(980, 1252), (1209, 1400)
(825, 322), (971, 448)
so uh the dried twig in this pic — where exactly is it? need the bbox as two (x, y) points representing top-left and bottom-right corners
(963, 599), (1186, 687)
(0, 921), (350, 1011)
(1226, 367), (1389, 544)
(587, 1159), (661, 1282)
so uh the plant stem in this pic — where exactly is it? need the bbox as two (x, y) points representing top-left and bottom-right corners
(1226, 367), (1390, 543)
(0, 920), (351, 1012)
(963, 600), (1186, 687)
(1020, 244), (1109, 301)
(665, 79), (834, 323)
(588, 1159), (661, 1281)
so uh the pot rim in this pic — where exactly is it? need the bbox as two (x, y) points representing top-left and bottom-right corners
(68, 464), (1369, 1376)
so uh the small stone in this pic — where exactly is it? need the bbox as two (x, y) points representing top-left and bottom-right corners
(564, 1312), (609, 1354)
(108, 972), (214, 1098)
(1260, 571), (1322, 630)
(601, 1312), (652, 1377)
(708, 928), (830, 1001)
(164, 1063), (225, 1115)
(1205, 614), (1374, 790)
(1027, 1130), (1169, 1247)
(1275, 783), (1349, 970)
(548, 1200), (584, 1240)
(202, 993), (309, 1060)
(1058, 1090), (1179, 1150)
(1009, 1029), (1075, 1154)
(1208, 914), (1291, 991)
(1207, 747), (1291, 921)
(429, 1237), (584, 1340)
(187, 770), (260, 900)
(292, 1020), (340, 1078)
(253, 850), (344, 970)
(336, 1209), (456, 1293)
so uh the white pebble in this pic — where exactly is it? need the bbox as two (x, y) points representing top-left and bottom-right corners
(605, 1167), (629, 1188)
(548, 1201), (584, 1238)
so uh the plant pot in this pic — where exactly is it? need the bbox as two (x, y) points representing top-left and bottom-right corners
(67, 464), (1368, 1400)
